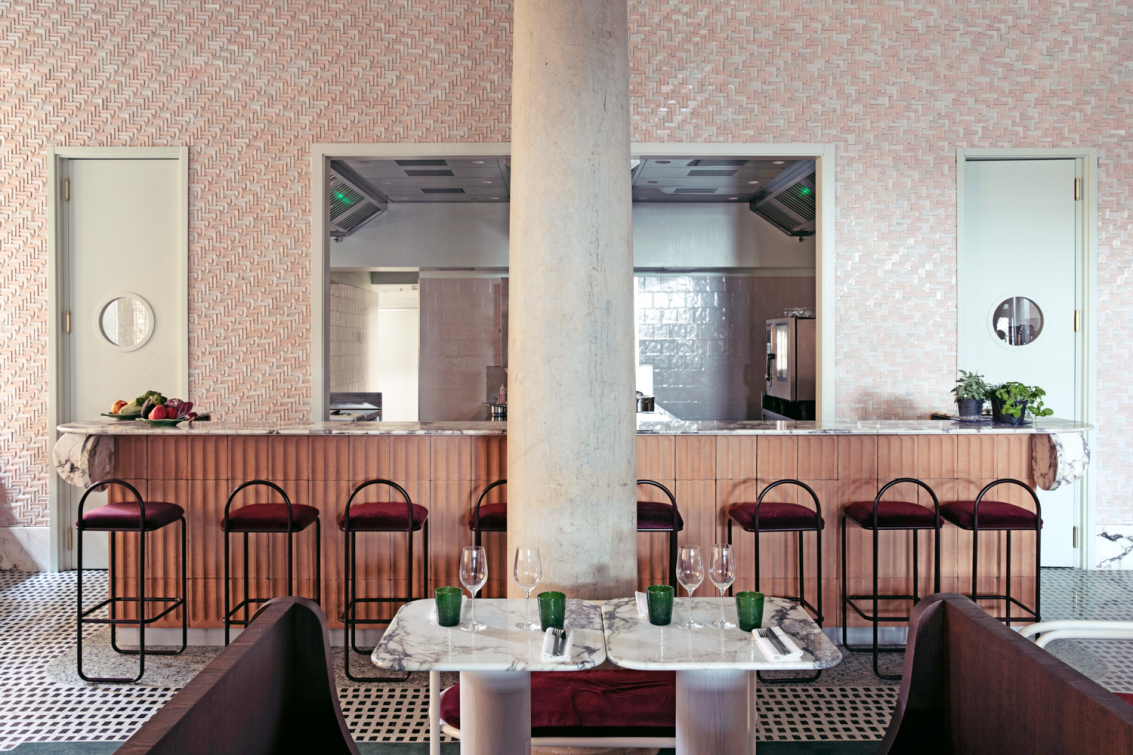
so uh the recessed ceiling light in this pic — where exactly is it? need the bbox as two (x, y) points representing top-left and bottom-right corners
(747, 180), (759, 185)
(489, 197), (499, 200)
(382, 181), (392, 185)
(773, 161), (785, 165)
(473, 160), (485, 164)
(481, 181), (492, 184)
(648, 181), (658, 184)
(729, 197), (738, 200)
(656, 160), (671, 164)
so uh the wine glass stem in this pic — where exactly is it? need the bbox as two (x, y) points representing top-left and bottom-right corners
(719, 587), (726, 623)
(687, 588), (694, 624)
(525, 589), (531, 626)
(471, 590), (477, 625)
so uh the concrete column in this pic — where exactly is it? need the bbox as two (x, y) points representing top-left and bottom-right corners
(507, 0), (636, 600)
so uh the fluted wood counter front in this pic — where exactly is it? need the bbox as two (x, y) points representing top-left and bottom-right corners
(59, 419), (1089, 631)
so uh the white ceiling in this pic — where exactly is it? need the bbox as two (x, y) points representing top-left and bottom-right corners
(337, 156), (798, 204)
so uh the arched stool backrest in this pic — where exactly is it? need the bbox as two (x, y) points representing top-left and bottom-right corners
(223, 479), (295, 532)
(472, 479), (507, 546)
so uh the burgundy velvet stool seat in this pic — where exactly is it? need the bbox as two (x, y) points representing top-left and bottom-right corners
(941, 478), (1043, 626)
(470, 480), (684, 586)
(76, 479), (187, 683)
(221, 479), (321, 646)
(340, 478), (429, 682)
(439, 669), (677, 744)
(841, 477), (942, 681)
(727, 479), (825, 683)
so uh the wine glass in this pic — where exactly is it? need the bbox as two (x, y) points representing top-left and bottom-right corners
(676, 545), (705, 630)
(708, 543), (736, 629)
(460, 545), (488, 632)
(513, 546), (542, 630)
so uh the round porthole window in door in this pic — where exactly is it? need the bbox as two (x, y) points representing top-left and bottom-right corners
(96, 293), (155, 351)
(991, 296), (1043, 346)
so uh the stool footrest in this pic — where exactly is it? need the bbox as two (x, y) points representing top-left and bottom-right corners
(224, 597), (273, 627)
(845, 594), (921, 623)
(81, 596), (185, 626)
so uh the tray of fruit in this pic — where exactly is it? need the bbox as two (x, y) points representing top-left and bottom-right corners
(105, 391), (208, 427)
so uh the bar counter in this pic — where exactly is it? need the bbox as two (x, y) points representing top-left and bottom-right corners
(58, 417), (1090, 632)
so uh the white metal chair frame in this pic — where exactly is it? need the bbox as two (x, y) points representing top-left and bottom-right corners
(1021, 620), (1133, 648)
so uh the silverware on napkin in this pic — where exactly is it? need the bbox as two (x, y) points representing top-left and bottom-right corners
(757, 627), (791, 655)
(551, 628), (568, 656)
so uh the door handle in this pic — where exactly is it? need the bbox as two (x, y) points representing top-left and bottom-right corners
(65, 310), (71, 334)
(766, 354), (776, 382)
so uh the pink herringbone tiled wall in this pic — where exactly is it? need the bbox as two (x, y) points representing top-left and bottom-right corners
(1, 1), (1131, 526)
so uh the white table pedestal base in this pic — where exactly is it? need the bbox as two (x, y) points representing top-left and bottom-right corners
(675, 669), (755, 754)
(459, 670), (532, 755)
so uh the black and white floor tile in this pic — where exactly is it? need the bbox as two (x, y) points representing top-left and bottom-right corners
(2, 568), (1132, 750)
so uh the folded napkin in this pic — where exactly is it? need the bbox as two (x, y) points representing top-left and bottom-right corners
(541, 628), (573, 661)
(428, 595), (467, 626)
(753, 626), (804, 662)
(635, 591), (648, 617)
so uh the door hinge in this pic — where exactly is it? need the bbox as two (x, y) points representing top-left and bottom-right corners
(65, 310), (71, 334)
(64, 178), (70, 202)
(1074, 310), (1081, 332)
(1074, 178), (1081, 201)
(67, 526), (73, 551)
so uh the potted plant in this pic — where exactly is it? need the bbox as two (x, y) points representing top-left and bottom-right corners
(989, 382), (1055, 425)
(951, 370), (989, 419)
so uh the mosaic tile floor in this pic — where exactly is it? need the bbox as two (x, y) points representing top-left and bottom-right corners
(3, 568), (1132, 750)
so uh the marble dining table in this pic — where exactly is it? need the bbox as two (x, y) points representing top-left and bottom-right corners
(602, 596), (842, 754)
(371, 598), (606, 755)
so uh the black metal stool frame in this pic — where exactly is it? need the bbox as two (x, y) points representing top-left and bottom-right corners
(841, 477), (941, 681)
(638, 479), (680, 588)
(222, 479), (321, 646)
(727, 478), (824, 683)
(77, 479), (187, 683)
(342, 478), (429, 682)
(960, 478), (1042, 626)
(471, 479), (506, 548)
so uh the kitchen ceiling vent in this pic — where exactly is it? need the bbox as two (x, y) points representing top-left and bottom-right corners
(687, 169), (738, 177)
(689, 159), (748, 167)
(421, 188), (465, 194)
(328, 165), (387, 240)
(749, 160), (817, 238)
(396, 159), (448, 167)
(405, 169), (455, 177)
(674, 187), (717, 194)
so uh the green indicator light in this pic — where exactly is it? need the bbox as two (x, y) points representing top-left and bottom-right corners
(800, 187), (811, 195)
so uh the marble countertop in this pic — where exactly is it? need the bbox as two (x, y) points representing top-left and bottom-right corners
(58, 417), (1090, 437)
(370, 598), (606, 672)
(601, 597), (841, 671)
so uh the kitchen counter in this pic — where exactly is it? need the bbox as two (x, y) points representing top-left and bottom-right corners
(57, 417), (1090, 436)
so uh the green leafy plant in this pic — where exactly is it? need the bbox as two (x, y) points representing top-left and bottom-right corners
(951, 370), (989, 401)
(992, 382), (1054, 419)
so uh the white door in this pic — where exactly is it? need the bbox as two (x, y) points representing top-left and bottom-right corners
(62, 158), (186, 569)
(960, 158), (1079, 566)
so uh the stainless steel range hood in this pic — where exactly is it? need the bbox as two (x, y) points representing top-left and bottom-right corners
(749, 160), (817, 238)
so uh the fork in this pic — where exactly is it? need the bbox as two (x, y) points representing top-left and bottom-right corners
(756, 627), (791, 656)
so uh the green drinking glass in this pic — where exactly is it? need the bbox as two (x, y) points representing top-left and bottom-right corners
(735, 591), (765, 632)
(435, 586), (463, 628)
(646, 584), (674, 626)
(538, 591), (566, 631)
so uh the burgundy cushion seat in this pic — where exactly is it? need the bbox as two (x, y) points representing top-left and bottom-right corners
(339, 502), (429, 532)
(637, 500), (684, 531)
(79, 502), (184, 531)
(729, 501), (824, 532)
(222, 504), (320, 532)
(940, 500), (1042, 530)
(1118, 692), (1133, 706)
(441, 669), (676, 737)
(469, 502), (507, 532)
(844, 500), (942, 530)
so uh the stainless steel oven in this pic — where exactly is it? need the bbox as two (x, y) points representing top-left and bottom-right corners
(765, 317), (816, 403)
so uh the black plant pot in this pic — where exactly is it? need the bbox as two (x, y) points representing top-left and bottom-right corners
(991, 397), (1029, 425)
(956, 398), (984, 419)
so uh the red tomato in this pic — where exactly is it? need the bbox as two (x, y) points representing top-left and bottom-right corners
(150, 405), (168, 420)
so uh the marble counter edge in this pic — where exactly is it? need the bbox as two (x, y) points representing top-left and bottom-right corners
(57, 418), (1092, 437)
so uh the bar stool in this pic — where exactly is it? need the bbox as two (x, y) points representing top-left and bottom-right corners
(222, 479), (320, 645)
(341, 478), (430, 682)
(470, 479), (682, 586)
(76, 479), (187, 683)
(727, 479), (824, 683)
(940, 478), (1042, 626)
(841, 477), (941, 680)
